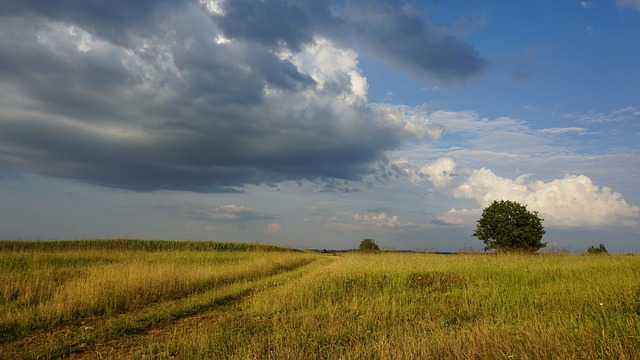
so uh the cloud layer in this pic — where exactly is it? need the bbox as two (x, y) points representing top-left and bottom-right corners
(0, 0), (486, 192)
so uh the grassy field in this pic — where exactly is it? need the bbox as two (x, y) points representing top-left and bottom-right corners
(1, 240), (639, 359)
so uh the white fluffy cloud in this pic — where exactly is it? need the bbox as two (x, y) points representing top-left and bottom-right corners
(280, 37), (368, 102)
(394, 157), (456, 188)
(325, 211), (409, 231)
(278, 37), (441, 143)
(354, 212), (403, 228)
(452, 167), (640, 228)
(371, 105), (443, 141)
(420, 158), (457, 188)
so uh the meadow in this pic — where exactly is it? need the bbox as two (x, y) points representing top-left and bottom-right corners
(1, 240), (639, 359)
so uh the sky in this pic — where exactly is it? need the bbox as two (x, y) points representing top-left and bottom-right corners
(1, 0), (639, 252)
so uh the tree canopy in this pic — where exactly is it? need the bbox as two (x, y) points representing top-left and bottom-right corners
(473, 200), (546, 253)
(586, 243), (608, 255)
(359, 238), (380, 252)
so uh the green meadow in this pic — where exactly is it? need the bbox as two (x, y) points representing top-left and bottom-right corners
(1, 240), (639, 359)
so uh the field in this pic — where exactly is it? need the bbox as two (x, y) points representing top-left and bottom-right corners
(1, 240), (639, 359)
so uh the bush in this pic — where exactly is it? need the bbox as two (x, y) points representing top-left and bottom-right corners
(473, 200), (546, 253)
(586, 243), (608, 255)
(359, 239), (380, 252)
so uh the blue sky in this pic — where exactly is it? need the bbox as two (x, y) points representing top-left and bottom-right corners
(1, 0), (639, 252)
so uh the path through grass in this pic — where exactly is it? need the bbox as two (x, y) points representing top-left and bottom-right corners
(2, 241), (640, 359)
(0, 240), (319, 359)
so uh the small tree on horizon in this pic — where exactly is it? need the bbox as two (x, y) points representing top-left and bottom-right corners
(473, 200), (546, 253)
(586, 243), (608, 255)
(359, 238), (380, 252)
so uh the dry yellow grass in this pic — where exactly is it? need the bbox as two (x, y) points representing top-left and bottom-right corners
(0, 243), (318, 358)
(2, 243), (639, 359)
(123, 253), (640, 359)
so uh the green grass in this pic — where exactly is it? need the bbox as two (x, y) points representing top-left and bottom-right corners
(1, 241), (639, 359)
(0, 239), (301, 252)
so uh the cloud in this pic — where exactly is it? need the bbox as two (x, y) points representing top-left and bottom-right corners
(214, 0), (316, 52)
(354, 212), (403, 228)
(434, 207), (481, 227)
(266, 223), (282, 234)
(172, 204), (277, 223)
(421, 158), (457, 188)
(580, 1), (593, 9)
(0, 0), (468, 193)
(325, 210), (411, 231)
(563, 106), (640, 124)
(452, 167), (640, 228)
(428, 110), (529, 134)
(616, 0), (640, 10)
(384, 106), (640, 233)
(393, 157), (456, 188)
(536, 127), (588, 135)
(413, 110), (577, 162)
(214, 0), (488, 81)
(449, 13), (487, 37)
(342, 0), (488, 81)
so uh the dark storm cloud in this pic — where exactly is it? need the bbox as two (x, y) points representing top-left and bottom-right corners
(0, 0), (183, 47)
(214, 0), (488, 81)
(341, 0), (488, 81)
(0, 0), (486, 192)
(215, 0), (315, 51)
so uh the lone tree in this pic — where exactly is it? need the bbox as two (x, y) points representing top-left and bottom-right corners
(473, 200), (546, 253)
(359, 238), (380, 252)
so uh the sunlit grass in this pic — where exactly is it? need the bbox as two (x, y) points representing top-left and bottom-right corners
(2, 242), (639, 359)
(0, 240), (317, 353)
(136, 253), (640, 359)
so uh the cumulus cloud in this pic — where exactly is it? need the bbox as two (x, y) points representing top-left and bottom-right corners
(0, 0), (484, 193)
(325, 210), (410, 231)
(452, 167), (640, 228)
(419, 158), (457, 188)
(393, 157), (456, 188)
(354, 212), (403, 228)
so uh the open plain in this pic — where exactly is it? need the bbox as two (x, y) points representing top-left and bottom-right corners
(1, 240), (639, 359)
